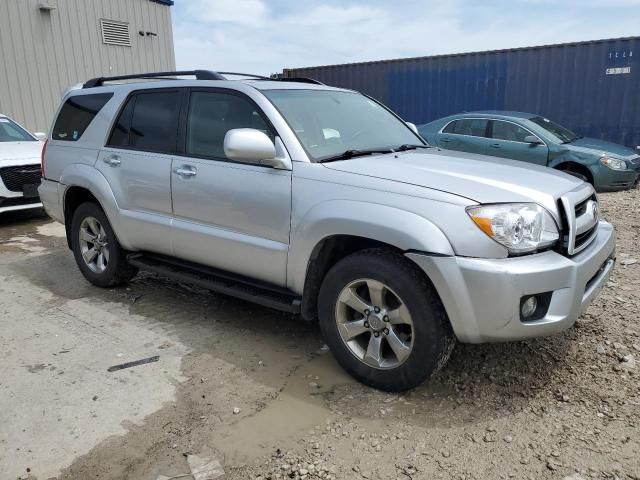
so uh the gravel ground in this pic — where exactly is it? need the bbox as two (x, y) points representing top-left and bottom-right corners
(0, 188), (638, 480)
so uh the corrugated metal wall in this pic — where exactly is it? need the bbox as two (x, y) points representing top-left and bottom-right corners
(283, 37), (639, 149)
(0, 0), (175, 133)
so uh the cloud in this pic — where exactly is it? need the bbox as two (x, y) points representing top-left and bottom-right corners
(184, 0), (269, 26)
(172, 0), (640, 75)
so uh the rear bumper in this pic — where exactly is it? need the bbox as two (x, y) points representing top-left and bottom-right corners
(37, 178), (64, 222)
(407, 221), (616, 343)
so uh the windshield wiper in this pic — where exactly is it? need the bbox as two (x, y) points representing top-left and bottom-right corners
(562, 135), (584, 144)
(317, 148), (394, 163)
(393, 144), (432, 151)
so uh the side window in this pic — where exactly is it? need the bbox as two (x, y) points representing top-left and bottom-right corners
(186, 91), (273, 160)
(52, 93), (113, 141)
(491, 121), (532, 143)
(442, 120), (458, 134)
(444, 119), (488, 137)
(107, 96), (135, 147)
(129, 91), (181, 153)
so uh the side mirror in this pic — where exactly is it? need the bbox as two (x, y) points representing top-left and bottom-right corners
(224, 129), (290, 170)
(406, 122), (418, 134)
(34, 132), (47, 141)
(524, 135), (543, 145)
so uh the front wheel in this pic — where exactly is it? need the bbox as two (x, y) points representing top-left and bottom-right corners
(70, 202), (137, 288)
(318, 249), (455, 391)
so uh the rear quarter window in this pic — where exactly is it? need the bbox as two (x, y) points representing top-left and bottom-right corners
(52, 93), (113, 141)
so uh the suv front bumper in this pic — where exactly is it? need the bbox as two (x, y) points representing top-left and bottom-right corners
(407, 221), (616, 343)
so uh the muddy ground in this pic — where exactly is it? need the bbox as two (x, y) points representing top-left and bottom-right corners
(0, 188), (638, 480)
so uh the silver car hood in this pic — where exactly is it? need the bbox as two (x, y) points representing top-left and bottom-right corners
(322, 148), (584, 212)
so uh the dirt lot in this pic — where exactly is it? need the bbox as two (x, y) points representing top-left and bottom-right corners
(0, 188), (638, 480)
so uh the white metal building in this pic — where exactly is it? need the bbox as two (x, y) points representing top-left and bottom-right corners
(0, 0), (176, 133)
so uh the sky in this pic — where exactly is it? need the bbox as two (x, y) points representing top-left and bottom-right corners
(172, 0), (640, 76)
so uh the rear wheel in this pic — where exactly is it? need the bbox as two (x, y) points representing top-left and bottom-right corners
(70, 202), (137, 287)
(318, 249), (455, 391)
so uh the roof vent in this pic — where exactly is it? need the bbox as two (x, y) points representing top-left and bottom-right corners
(100, 19), (131, 47)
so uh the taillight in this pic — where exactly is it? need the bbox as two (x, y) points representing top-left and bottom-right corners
(41, 139), (47, 178)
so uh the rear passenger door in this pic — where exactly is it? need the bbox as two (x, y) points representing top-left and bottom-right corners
(438, 118), (490, 155)
(487, 120), (548, 166)
(170, 88), (292, 287)
(98, 88), (183, 255)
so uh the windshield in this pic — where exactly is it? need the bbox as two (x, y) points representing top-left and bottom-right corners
(529, 116), (579, 144)
(263, 89), (424, 161)
(0, 117), (36, 142)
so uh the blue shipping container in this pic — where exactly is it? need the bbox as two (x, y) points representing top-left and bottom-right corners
(282, 37), (639, 149)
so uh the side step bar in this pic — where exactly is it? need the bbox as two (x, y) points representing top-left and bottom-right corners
(127, 253), (301, 314)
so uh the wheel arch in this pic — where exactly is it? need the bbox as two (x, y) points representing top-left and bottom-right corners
(550, 159), (595, 185)
(60, 164), (130, 249)
(289, 201), (454, 321)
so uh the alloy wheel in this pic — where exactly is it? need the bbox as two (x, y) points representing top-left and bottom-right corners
(335, 278), (414, 369)
(78, 216), (110, 274)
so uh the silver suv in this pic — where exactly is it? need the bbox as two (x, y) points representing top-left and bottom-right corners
(39, 70), (616, 391)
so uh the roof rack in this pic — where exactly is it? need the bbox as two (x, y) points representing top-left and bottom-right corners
(217, 72), (271, 80)
(273, 77), (324, 85)
(82, 70), (324, 88)
(83, 70), (225, 88)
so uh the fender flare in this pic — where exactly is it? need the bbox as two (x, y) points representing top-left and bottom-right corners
(287, 200), (454, 293)
(59, 164), (134, 249)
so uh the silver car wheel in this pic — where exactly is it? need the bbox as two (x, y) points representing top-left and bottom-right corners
(335, 278), (414, 370)
(79, 216), (109, 274)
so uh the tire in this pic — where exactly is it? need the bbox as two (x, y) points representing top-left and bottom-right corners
(318, 248), (455, 391)
(70, 202), (138, 288)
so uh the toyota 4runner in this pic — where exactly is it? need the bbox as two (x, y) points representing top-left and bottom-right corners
(39, 70), (616, 391)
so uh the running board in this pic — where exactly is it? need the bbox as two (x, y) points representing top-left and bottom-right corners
(127, 253), (301, 314)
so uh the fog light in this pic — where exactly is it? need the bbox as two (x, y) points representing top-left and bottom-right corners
(521, 296), (538, 319)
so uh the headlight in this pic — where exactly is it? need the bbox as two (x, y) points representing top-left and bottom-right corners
(467, 203), (560, 254)
(600, 155), (627, 170)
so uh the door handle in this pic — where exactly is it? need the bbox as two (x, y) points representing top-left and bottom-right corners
(490, 143), (501, 149)
(440, 137), (452, 143)
(103, 155), (121, 166)
(174, 166), (197, 177)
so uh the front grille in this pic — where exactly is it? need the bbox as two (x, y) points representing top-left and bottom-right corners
(560, 189), (599, 256)
(0, 164), (41, 192)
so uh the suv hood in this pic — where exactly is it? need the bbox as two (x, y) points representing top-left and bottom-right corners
(322, 148), (583, 209)
(0, 141), (42, 162)
(569, 137), (639, 160)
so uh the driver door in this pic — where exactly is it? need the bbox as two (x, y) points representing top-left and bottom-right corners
(170, 89), (292, 286)
(487, 120), (549, 166)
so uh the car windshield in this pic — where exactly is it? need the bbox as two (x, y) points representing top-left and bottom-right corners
(262, 89), (424, 161)
(529, 116), (579, 144)
(0, 117), (36, 142)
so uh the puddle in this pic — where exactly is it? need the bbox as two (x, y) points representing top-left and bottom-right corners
(211, 351), (354, 464)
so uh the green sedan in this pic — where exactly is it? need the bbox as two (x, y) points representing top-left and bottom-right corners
(418, 111), (640, 191)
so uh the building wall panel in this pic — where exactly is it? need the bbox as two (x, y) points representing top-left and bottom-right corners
(0, 0), (175, 132)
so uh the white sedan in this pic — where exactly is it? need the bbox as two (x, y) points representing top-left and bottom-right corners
(0, 114), (46, 214)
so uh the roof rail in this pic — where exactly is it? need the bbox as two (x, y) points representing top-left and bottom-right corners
(82, 70), (324, 88)
(83, 70), (225, 88)
(217, 71), (271, 80)
(276, 77), (324, 85)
